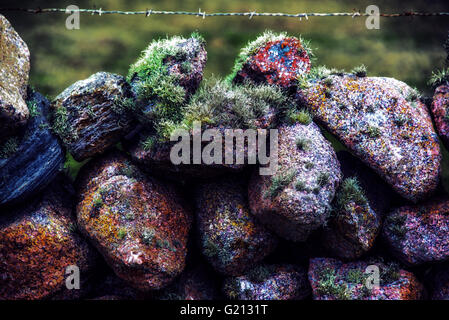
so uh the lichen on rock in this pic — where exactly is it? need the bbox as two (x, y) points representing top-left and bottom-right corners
(76, 152), (192, 291)
(0, 14), (31, 139)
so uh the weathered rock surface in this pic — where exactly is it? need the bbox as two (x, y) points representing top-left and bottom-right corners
(0, 180), (96, 300)
(308, 258), (423, 300)
(195, 179), (277, 275)
(223, 264), (310, 300)
(0, 90), (64, 207)
(300, 75), (441, 202)
(128, 34), (207, 124)
(0, 14), (30, 139)
(51, 72), (134, 161)
(382, 198), (449, 266)
(248, 122), (341, 241)
(231, 31), (311, 93)
(76, 152), (192, 291)
(430, 84), (449, 150)
(322, 151), (388, 260)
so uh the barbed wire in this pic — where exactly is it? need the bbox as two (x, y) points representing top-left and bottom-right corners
(0, 7), (449, 19)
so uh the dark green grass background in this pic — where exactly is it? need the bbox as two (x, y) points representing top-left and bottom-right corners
(2, 0), (449, 189)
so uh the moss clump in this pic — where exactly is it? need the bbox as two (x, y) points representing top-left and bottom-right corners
(182, 79), (293, 133)
(51, 106), (77, 143)
(287, 109), (312, 125)
(394, 114), (409, 127)
(335, 177), (368, 212)
(141, 228), (156, 245)
(0, 136), (20, 159)
(265, 169), (296, 199)
(346, 269), (367, 284)
(27, 98), (40, 117)
(309, 66), (345, 80)
(117, 228), (127, 240)
(226, 30), (314, 83)
(428, 68), (449, 88)
(92, 195), (103, 209)
(366, 125), (381, 138)
(351, 64), (367, 77)
(127, 33), (205, 134)
(316, 267), (351, 300)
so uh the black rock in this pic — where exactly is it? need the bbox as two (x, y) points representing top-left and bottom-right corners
(0, 90), (64, 207)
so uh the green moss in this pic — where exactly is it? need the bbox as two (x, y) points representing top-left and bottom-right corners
(92, 195), (103, 209)
(52, 106), (77, 143)
(324, 87), (333, 98)
(316, 267), (351, 300)
(309, 66), (345, 80)
(351, 64), (367, 77)
(117, 228), (127, 240)
(428, 68), (449, 88)
(63, 152), (89, 181)
(127, 33), (204, 133)
(183, 78), (293, 132)
(27, 98), (40, 117)
(287, 108), (312, 125)
(366, 125), (381, 138)
(346, 269), (367, 284)
(335, 177), (368, 212)
(265, 169), (296, 199)
(0, 136), (19, 159)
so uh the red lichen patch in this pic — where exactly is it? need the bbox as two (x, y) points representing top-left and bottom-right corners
(223, 264), (310, 300)
(430, 84), (449, 149)
(302, 75), (441, 202)
(308, 258), (423, 300)
(234, 38), (311, 91)
(76, 152), (192, 291)
(382, 198), (449, 266)
(0, 191), (95, 300)
(248, 123), (341, 242)
(195, 179), (277, 276)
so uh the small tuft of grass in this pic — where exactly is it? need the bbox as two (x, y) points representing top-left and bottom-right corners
(295, 137), (311, 151)
(287, 109), (312, 125)
(385, 213), (407, 240)
(351, 64), (367, 77)
(428, 68), (449, 88)
(265, 170), (296, 199)
(51, 106), (77, 143)
(317, 172), (330, 188)
(335, 177), (368, 212)
(247, 265), (274, 283)
(295, 180), (307, 192)
(141, 135), (156, 152)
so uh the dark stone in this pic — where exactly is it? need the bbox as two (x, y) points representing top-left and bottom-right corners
(0, 90), (64, 207)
